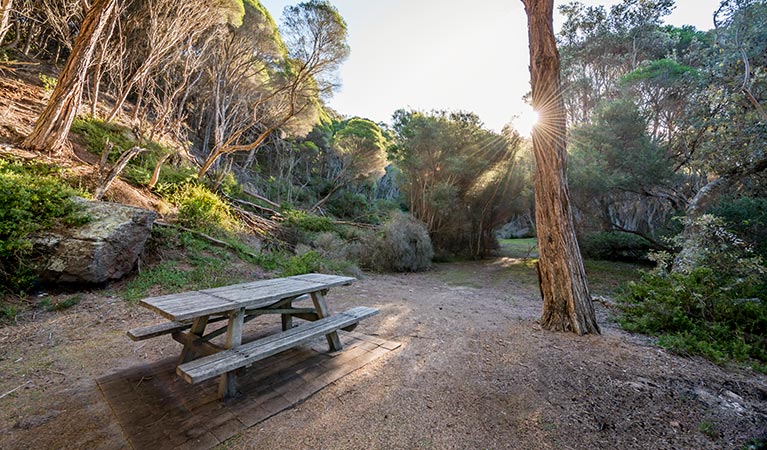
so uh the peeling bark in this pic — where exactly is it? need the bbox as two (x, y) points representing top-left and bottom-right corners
(22, 0), (117, 153)
(522, 0), (599, 335)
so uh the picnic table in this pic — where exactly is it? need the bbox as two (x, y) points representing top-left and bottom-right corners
(127, 273), (378, 399)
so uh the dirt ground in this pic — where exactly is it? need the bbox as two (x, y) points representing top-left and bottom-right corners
(1, 257), (766, 450)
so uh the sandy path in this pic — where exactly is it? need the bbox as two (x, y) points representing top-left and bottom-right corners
(1, 258), (766, 449)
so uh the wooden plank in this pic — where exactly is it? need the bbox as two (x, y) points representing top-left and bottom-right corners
(178, 307), (378, 384)
(127, 321), (190, 341)
(281, 299), (293, 331)
(311, 290), (343, 351)
(290, 273), (356, 287)
(179, 316), (210, 364)
(219, 308), (245, 399)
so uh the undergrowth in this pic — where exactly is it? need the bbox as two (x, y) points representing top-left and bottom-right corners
(0, 159), (88, 293)
(619, 269), (767, 372)
(121, 228), (244, 301)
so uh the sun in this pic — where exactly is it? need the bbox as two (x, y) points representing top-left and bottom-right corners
(512, 105), (539, 137)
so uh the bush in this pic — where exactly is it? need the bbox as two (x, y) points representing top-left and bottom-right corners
(0, 160), (87, 291)
(282, 209), (335, 233)
(619, 267), (767, 369)
(580, 231), (652, 262)
(379, 212), (433, 272)
(326, 191), (371, 221)
(173, 184), (239, 234)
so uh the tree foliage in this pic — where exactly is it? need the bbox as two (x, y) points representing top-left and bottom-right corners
(390, 109), (524, 258)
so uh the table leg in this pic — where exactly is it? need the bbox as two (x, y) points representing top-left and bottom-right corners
(310, 291), (343, 351)
(219, 307), (245, 399)
(281, 299), (294, 331)
(178, 315), (209, 364)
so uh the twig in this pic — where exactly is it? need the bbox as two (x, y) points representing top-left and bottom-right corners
(154, 221), (261, 259)
(0, 381), (32, 399)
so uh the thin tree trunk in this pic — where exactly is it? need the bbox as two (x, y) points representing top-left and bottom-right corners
(0, 0), (13, 46)
(22, 0), (117, 153)
(522, 0), (599, 335)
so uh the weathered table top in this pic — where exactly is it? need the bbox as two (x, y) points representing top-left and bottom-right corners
(140, 273), (356, 321)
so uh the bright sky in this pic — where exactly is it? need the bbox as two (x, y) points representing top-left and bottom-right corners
(260, 0), (722, 134)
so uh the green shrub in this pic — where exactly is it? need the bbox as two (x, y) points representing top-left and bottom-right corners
(580, 231), (652, 261)
(379, 211), (433, 272)
(0, 159), (86, 291)
(0, 304), (19, 321)
(173, 184), (240, 234)
(282, 209), (335, 233)
(38, 73), (57, 92)
(326, 191), (371, 221)
(280, 248), (325, 276)
(618, 267), (767, 369)
(122, 229), (245, 300)
(39, 295), (81, 311)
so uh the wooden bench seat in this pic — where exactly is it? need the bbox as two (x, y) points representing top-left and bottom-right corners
(177, 306), (378, 384)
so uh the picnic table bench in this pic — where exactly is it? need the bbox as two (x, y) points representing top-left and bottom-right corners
(127, 273), (378, 399)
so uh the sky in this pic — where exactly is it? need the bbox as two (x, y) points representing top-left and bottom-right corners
(260, 0), (722, 135)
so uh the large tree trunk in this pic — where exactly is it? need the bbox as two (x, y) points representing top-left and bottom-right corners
(522, 0), (599, 335)
(22, 0), (116, 153)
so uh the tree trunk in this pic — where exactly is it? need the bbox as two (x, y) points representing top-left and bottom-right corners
(22, 0), (116, 153)
(0, 0), (12, 46)
(522, 0), (599, 335)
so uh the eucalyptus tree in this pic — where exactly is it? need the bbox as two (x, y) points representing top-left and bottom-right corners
(390, 110), (522, 258)
(522, 0), (599, 335)
(103, 0), (235, 123)
(558, 0), (675, 124)
(310, 117), (388, 212)
(197, 0), (350, 178)
(22, 0), (117, 153)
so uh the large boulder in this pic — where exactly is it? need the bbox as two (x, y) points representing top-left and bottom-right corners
(33, 198), (157, 284)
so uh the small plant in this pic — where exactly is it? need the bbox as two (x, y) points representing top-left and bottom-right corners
(38, 73), (57, 92)
(1, 304), (19, 321)
(280, 248), (325, 276)
(122, 231), (243, 301)
(698, 421), (719, 439)
(39, 295), (81, 311)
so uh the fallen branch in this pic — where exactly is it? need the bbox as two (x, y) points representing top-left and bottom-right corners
(94, 145), (145, 200)
(222, 192), (280, 217)
(242, 186), (280, 209)
(0, 380), (32, 399)
(154, 221), (260, 259)
(332, 220), (378, 230)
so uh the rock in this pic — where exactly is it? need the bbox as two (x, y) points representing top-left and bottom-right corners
(33, 198), (157, 284)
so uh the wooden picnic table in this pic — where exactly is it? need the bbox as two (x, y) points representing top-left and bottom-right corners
(128, 273), (377, 399)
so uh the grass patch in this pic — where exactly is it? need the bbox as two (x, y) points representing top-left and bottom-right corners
(499, 238), (538, 258)
(121, 230), (246, 301)
(38, 295), (81, 311)
(70, 116), (189, 190)
(584, 260), (643, 296)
